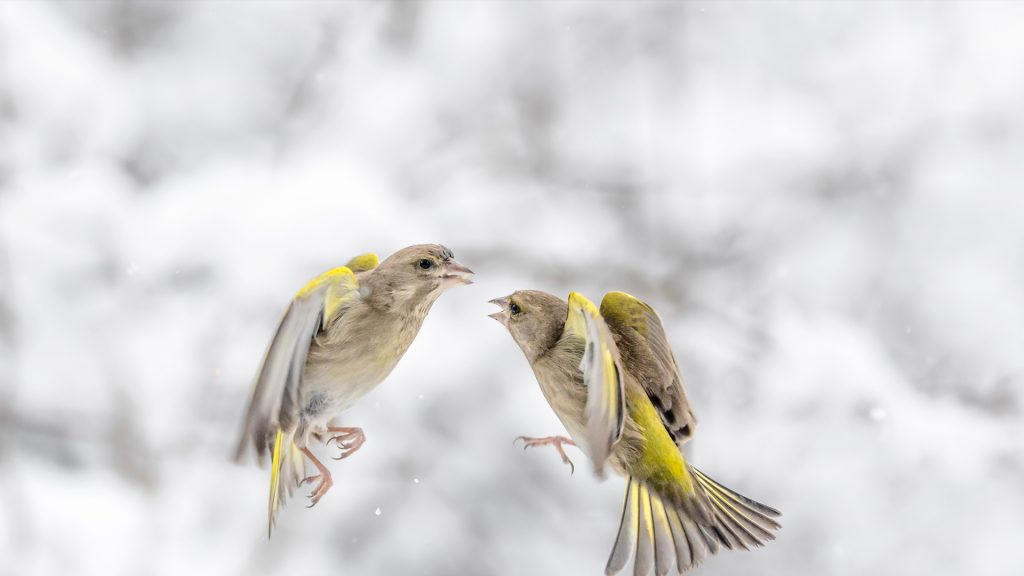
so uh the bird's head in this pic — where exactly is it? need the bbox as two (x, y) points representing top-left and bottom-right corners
(372, 244), (473, 309)
(489, 290), (568, 362)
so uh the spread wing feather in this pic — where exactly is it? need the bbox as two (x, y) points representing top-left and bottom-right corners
(600, 292), (697, 447)
(235, 266), (360, 464)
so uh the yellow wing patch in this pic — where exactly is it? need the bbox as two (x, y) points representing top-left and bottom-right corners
(295, 266), (361, 330)
(345, 253), (379, 273)
(600, 291), (654, 336)
(295, 266), (356, 298)
(565, 291), (599, 337)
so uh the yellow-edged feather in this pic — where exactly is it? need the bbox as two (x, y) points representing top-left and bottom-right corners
(295, 266), (356, 298)
(323, 276), (360, 327)
(566, 291), (600, 334)
(268, 428), (284, 538)
(566, 291), (626, 476)
(650, 489), (672, 539)
(639, 483), (655, 543)
(294, 266), (361, 330)
(345, 253), (379, 273)
(568, 293), (620, 395)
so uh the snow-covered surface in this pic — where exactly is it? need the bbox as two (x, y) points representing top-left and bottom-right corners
(1, 3), (1022, 575)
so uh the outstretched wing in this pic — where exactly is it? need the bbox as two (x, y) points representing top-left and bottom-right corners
(566, 292), (626, 478)
(235, 266), (361, 464)
(600, 291), (697, 447)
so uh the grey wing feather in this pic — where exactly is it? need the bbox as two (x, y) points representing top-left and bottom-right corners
(606, 478), (639, 575)
(641, 307), (698, 445)
(573, 295), (627, 478)
(234, 288), (325, 464)
(602, 293), (698, 447)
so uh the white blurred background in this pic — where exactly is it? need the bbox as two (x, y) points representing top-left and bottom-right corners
(1, 2), (1022, 575)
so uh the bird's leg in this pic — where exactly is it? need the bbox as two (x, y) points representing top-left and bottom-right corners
(326, 426), (366, 461)
(299, 447), (334, 507)
(514, 435), (577, 474)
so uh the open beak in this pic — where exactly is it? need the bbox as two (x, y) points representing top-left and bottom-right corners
(488, 297), (509, 327)
(440, 259), (474, 287)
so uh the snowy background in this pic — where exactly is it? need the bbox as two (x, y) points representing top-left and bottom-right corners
(1, 2), (1023, 575)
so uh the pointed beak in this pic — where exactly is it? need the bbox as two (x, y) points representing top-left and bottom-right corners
(440, 259), (474, 287)
(488, 297), (509, 327)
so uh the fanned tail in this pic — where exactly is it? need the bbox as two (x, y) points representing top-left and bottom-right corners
(606, 478), (721, 575)
(267, 428), (304, 538)
(690, 467), (781, 551)
(605, 474), (781, 575)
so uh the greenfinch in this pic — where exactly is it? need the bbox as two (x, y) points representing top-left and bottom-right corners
(490, 290), (780, 575)
(236, 244), (473, 536)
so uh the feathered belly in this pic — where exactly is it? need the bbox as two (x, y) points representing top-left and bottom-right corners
(297, 324), (413, 437)
(303, 359), (393, 410)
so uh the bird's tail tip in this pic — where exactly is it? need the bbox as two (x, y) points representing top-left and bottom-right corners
(690, 466), (781, 551)
(267, 429), (304, 538)
(605, 473), (781, 575)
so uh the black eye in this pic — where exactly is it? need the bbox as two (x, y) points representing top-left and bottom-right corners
(418, 259), (433, 270)
(510, 302), (522, 315)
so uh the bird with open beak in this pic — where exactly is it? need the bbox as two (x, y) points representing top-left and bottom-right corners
(236, 244), (473, 536)
(489, 290), (780, 575)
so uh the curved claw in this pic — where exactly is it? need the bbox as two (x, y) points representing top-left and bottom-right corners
(326, 427), (366, 461)
(298, 446), (334, 508)
(305, 475), (333, 507)
(514, 435), (577, 474)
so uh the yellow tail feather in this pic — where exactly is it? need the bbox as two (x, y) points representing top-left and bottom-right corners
(268, 429), (284, 539)
(606, 474), (781, 574)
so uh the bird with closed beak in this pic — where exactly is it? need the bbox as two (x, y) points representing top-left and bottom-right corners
(236, 244), (473, 536)
(490, 290), (780, 575)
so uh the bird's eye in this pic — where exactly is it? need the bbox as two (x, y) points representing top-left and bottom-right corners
(418, 259), (433, 270)
(510, 302), (522, 315)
